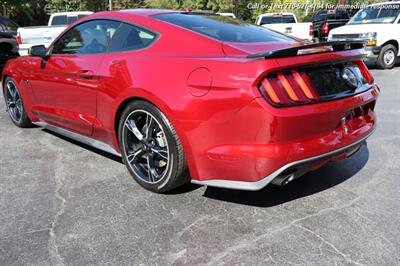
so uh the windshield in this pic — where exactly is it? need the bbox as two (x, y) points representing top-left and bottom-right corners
(348, 4), (400, 24)
(154, 13), (295, 43)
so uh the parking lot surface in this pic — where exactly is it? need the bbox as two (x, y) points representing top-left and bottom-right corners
(0, 68), (399, 265)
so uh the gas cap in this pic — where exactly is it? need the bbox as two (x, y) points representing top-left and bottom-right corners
(186, 67), (212, 97)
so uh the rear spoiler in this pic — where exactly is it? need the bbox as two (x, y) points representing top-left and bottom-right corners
(247, 41), (366, 59)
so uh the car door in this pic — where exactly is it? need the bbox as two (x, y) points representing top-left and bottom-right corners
(29, 19), (120, 136)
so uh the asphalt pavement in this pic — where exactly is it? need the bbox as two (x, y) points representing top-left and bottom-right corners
(0, 68), (399, 265)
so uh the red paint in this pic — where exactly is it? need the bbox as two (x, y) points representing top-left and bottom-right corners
(1, 10), (378, 184)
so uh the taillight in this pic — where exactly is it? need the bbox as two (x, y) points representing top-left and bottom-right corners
(309, 24), (314, 37)
(16, 33), (21, 45)
(355, 61), (374, 84)
(322, 23), (329, 34)
(259, 70), (320, 106)
(259, 62), (374, 107)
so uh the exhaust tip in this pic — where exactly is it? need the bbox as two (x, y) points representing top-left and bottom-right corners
(283, 174), (295, 185)
(271, 172), (296, 186)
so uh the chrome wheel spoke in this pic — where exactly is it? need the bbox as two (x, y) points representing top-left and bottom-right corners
(125, 119), (144, 141)
(15, 99), (23, 112)
(147, 156), (155, 182)
(127, 148), (145, 164)
(145, 114), (155, 139)
(147, 156), (157, 182)
(151, 146), (168, 160)
(6, 83), (16, 99)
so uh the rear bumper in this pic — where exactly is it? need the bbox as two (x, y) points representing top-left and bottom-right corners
(188, 86), (379, 189)
(191, 129), (372, 190)
(18, 46), (29, 56)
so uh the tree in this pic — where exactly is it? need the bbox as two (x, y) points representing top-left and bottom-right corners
(1, 0), (47, 26)
(45, 0), (88, 14)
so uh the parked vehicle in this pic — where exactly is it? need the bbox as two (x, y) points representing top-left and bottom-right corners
(217, 12), (236, 19)
(2, 10), (378, 193)
(310, 9), (350, 42)
(0, 16), (18, 71)
(17, 11), (93, 56)
(255, 13), (312, 40)
(329, 2), (400, 69)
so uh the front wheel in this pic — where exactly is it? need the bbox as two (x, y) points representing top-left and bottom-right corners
(377, 44), (398, 69)
(3, 77), (32, 128)
(118, 101), (189, 193)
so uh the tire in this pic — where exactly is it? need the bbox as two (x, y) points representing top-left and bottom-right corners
(3, 77), (32, 128)
(377, 44), (398, 69)
(118, 100), (189, 193)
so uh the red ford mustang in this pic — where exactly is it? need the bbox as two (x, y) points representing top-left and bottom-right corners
(1, 9), (379, 193)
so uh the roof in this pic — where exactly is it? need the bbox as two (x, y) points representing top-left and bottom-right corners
(50, 11), (93, 16)
(259, 12), (296, 17)
(118, 8), (179, 17)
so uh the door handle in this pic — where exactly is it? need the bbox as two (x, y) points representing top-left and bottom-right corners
(78, 70), (94, 79)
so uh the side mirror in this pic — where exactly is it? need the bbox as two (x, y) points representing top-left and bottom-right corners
(29, 45), (47, 57)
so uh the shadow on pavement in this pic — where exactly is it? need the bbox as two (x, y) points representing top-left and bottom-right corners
(201, 144), (370, 207)
(41, 126), (370, 202)
(42, 128), (123, 164)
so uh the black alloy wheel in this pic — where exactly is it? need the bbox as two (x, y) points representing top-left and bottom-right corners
(3, 77), (32, 127)
(118, 101), (188, 193)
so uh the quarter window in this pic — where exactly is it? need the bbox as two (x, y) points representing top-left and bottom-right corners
(108, 23), (157, 52)
(52, 20), (120, 55)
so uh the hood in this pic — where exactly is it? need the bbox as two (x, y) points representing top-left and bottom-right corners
(330, 23), (392, 35)
(222, 41), (310, 57)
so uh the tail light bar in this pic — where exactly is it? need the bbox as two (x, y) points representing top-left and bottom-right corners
(16, 33), (21, 45)
(260, 70), (320, 106)
(309, 24), (314, 37)
(322, 23), (329, 34)
(354, 61), (374, 84)
(259, 61), (374, 107)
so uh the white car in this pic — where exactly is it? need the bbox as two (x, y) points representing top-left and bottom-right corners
(329, 2), (400, 69)
(17, 11), (93, 56)
(255, 13), (312, 40)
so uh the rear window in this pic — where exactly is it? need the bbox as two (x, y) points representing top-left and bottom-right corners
(260, 15), (296, 25)
(154, 13), (295, 43)
(51, 15), (68, 25)
(51, 15), (89, 26)
(0, 18), (18, 31)
(312, 10), (349, 21)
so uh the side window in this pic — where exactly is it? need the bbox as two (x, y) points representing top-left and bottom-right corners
(109, 23), (157, 53)
(52, 20), (120, 55)
(51, 15), (68, 26)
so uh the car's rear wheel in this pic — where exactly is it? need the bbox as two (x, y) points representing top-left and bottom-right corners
(377, 44), (398, 69)
(118, 101), (189, 193)
(3, 77), (32, 128)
